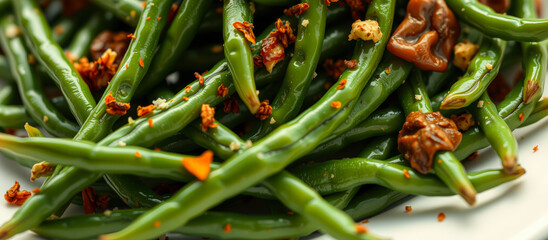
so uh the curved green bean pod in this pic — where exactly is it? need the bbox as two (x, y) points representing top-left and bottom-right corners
(446, 0), (548, 42)
(0, 15), (79, 137)
(246, 0), (327, 140)
(75, 0), (172, 141)
(136, 0), (213, 96)
(65, 12), (110, 59)
(441, 37), (506, 110)
(88, 0), (142, 27)
(12, 0), (96, 125)
(223, 0), (260, 114)
(470, 93), (518, 173)
(398, 69), (477, 205)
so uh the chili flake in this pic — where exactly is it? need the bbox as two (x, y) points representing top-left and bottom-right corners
(157, 17), (162, 21)
(224, 97), (240, 113)
(256, 100), (273, 120)
(43, 115), (49, 123)
(137, 104), (156, 117)
(105, 92), (130, 115)
(74, 49), (119, 91)
(270, 19), (296, 47)
(4, 181), (31, 206)
(217, 84), (229, 97)
(519, 113), (525, 122)
(127, 33), (136, 39)
(253, 56), (264, 68)
(183, 96), (189, 101)
(148, 118), (154, 127)
(355, 224), (368, 234)
(467, 151), (479, 161)
(154, 221), (161, 228)
(96, 194), (111, 210)
(437, 212), (446, 222)
(194, 72), (205, 85)
(135, 151), (142, 158)
(283, 3), (309, 16)
(385, 67), (391, 74)
(337, 79), (347, 90)
(405, 205), (413, 213)
(185, 86), (191, 92)
(182, 150), (214, 181)
(224, 223), (232, 233)
(32, 188), (40, 194)
(146, 17), (150, 21)
(403, 169), (411, 179)
(533, 145), (539, 152)
(233, 21), (256, 44)
(201, 104), (218, 132)
(344, 59), (358, 69)
(139, 58), (144, 68)
(331, 101), (342, 108)
(82, 187), (97, 214)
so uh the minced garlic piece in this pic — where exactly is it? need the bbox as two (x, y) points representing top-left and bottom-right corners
(6, 25), (21, 38)
(270, 117), (276, 124)
(245, 140), (253, 148)
(128, 117), (135, 125)
(453, 40), (479, 71)
(477, 100), (484, 108)
(229, 142), (241, 151)
(348, 20), (382, 42)
(415, 95), (422, 101)
(118, 141), (127, 147)
(302, 19), (309, 27)
(152, 98), (169, 109)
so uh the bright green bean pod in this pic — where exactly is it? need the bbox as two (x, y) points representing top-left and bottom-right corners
(74, 0), (172, 141)
(12, 0), (96, 125)
(88, 0), (142, 27)
(99, 1), (395, 239)
(223, 0), (260, 114)
(440, 37), (506, 109)
(470, 93), (518, 173)
(358, 135), (398, 159)
(65, 12), (110, 59)
(0, 14), (79, 137)
(136, 0), (213, 95)
(344, 185), (408, 221)
(246, 0), (327, 140)
(398, 69), (477, 205)
(307, 107), (404, 158)
(446, 0), (548, 42)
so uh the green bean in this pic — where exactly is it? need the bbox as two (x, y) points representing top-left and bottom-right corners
(441, 37), (506, 110)
(246, 0), (327, 139)
(65, 12), (110, 59)
(0, 14), (79, 137)
(358, 135), (398, 160)
(136, 0), (213, 96)
(470, 93), (518, 173)
(223, 0), (260, 114)
(12, 0), (96, 125)
(88, 0), (142, 27)
(344, 185), (408, 221)
(398, 69), (477, 205)
(446, 0), (548, 42)
(424, 63), (457, 96)
(0, 55), (13, 81)
(0, 105), (30, 129)
(99, 1), (394, 239)
(521, 99), (548, 127)
(0, 84), (15, 105)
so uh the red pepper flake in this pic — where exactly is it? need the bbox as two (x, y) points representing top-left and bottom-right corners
(361, 219), (369, 223)
(141, 2), (146, 8)
(437, 212), (446, 222)
(344, 59), (357, 69)
(137, 104), (156, 117)
(217, 84), (229, 97)
(233, 21), (256, 44)
(223, 97), (240, 113)
(135, 151), (142, 158)
(403, 169), (411, 179)
(146, 17), (150, 21)
(167, 4), (179, 23)
(201, 104), (218, 132)
(331, 101), (342, 108)
(32, 188), (40, 194)
(322, 173), (327, 177)
(139, 58), (144, 68)
(355, 224), (368, 234)
(157, 17), (162, 21)
(283, 3), (309, 16)
(533, 145), (539, 152)
(223, 223), (232, 233)
(148, 118), (154, 127)
(185, 86), (191, 92)
(519, 113), (525, 122)
(323, 0), (340, 6)
(125, 64), (129, 69)
(82, 187), (97, 214)
(154, 147), (161, 152)
(270, 19), (296, 48)
(105, 92), (130, 115)
(194, 72), (205, 85)
(255, 100), (273, 120)
(4, 181), (31, 206)
(405, 205), (413, 213)
(337, 79), (347, 90)
(154, 221), (161, 228)
(385, 67), (391, 74)
(127, 33), (136, 39)
(182, 150), (214, 181)
(183, 96), (189, 101)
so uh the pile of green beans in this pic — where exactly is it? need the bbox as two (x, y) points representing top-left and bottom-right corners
(0, 0), (547, 239)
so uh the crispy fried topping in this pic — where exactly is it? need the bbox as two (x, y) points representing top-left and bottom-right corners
(73, 49), (118, 91)
(224, 97), (241, 113)
(284, 3), (309, 16)
(451, 113), (475, 131)
(217, 84), (229, 97)
(30, 161), (55, 182)
(255, 100), (272, 120)
(90, 30), (130, 64)
(270, 19), (296, 47)
(348, 20), (382, 42)
(105, 92), (130, 116)
(137, 104), (156, 117)
(194, 72), (205, 85)
(331, 101), (342, 108)
(337, 79), (347, 90)
(201, 104), (218, 132)
(233, 21), (256, 44)
(323, 59), (346, 80)
(453, 40), (479, 71)
(398, 111), (462, 174)
(4, 181), (31, 206)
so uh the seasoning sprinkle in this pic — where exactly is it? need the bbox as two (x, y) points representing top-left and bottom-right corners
(135, 151), (142, 158)
(533, 145), (538, 152)
(403, 169), (411, 179)
(331, 101), (342, 108)
(139, 58), (144, 68)
(148, 118), (154, 127)
(437, 212), (446, 222)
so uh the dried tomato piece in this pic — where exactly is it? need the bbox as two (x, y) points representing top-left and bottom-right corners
(4, 181), (31, 206)
(284, 3), (309, 16)
(90, 30), (131, 65)
(261, 37), (285, 73)
(387, 0), (460, 72)
(255, 100), (272, 120)
(82, 187), (97, 214)
(105, 92), (130, 116)
(477, 0), (510, 13)
(217, 84), (229, 97)
(201, 104), (218, 132)
(233, 21), (256, 44)
(398, 111), (462, 174)
(137, 104), (156, 117)
(223, 97), (240, 113)
(270, 19), (296, 48)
